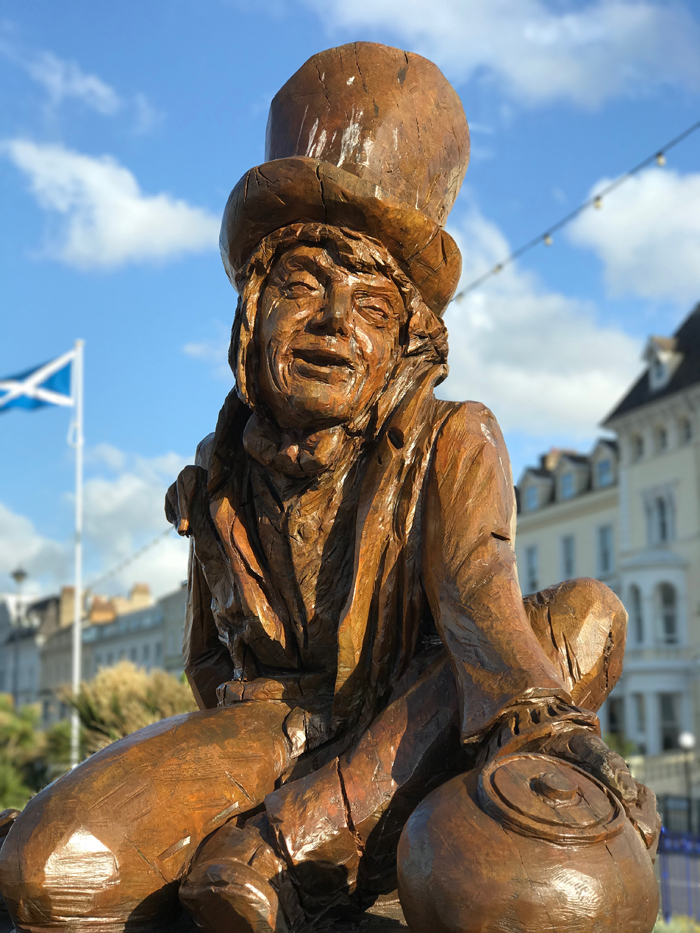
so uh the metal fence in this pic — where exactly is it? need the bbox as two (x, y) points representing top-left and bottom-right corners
(659, 829), (700, 922)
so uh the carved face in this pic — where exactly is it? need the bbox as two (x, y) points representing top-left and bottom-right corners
(256, 244), (404, 430)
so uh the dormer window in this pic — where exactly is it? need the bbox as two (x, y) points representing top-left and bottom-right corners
(645, 336), (681, 392)
(525, 485), (539, 511)
(596, 459), (613, 488)
(560, 472), (575, 500)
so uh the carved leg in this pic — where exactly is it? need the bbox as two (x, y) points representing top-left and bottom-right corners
(0, 703), (294, 933)
(523, 576), (627, 711)
(179, 821), (304, 933)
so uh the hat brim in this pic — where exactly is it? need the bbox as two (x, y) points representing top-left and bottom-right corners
(220, 157), (461, 317)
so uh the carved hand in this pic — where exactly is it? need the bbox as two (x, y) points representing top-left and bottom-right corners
(543, 729), (662, 852)
(164, 465), (225, 571)
(543, 730), (637, 803)
(164, 465), (209, 537)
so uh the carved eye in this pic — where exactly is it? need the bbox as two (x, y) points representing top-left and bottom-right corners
(355, 294), (392, 325)
(282, 278), (321, 298)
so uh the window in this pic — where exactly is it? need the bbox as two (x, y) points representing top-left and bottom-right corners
(596, 459), (613, 488)
(658, 583), (678, 644)
(560, 472), (575, 500)
(130, 647), (138, 662)
(143, 643), (151, 662)
(525, 546), (539, 594)
(155, 642), (163, 665)
(561, 535), (575, 579)
(633, 694), (646, 733)
(655, 425), (668, 452)
(633, 694), (647, 754)
(107, 652), (114, 665)
(651, 357), (667, 388)
(629, 585), (644, 644)
(659, 693), (681, 751)
(655, 497), (670, 543)
(525, 485), (539, 511)
(632, 435), (645, 461)
(680, 418), (693, 444)
(607, 697), (625, 737)
(597, 525), (614, 576)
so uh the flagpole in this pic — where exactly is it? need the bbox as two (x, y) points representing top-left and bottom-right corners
(70, 339), (84, 769)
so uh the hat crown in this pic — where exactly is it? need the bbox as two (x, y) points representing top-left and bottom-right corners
(265, 42), (469, 227)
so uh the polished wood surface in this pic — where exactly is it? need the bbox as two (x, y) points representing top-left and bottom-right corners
(0, 41), (659, 933)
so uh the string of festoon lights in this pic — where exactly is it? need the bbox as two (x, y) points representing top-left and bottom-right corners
(453, 118), (700, 302)
(79, 120), (700, 591)
(86, 527), (175, 592)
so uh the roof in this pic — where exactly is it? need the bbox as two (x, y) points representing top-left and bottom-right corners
(604, 304), (700, 423)
(558, 454), (590, 467)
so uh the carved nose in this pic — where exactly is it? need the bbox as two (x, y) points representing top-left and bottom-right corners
(311, 283), (352, 335)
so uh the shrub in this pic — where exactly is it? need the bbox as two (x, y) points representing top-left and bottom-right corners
(60, 661), (198, 755)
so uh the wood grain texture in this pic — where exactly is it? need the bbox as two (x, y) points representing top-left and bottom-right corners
(0, 41), (659, 933)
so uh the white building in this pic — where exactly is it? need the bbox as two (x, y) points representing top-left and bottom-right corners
(39, 584), (187, 726)
(515, 304), (700, 759)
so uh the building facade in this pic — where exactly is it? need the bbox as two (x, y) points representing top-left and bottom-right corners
(39, 584), (187, 726)
(515, 305), (700, 758)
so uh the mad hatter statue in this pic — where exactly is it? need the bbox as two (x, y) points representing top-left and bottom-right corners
(0, 42), (660, 933)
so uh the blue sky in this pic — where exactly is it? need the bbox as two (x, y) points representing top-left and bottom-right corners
(1, 0), (700, 598)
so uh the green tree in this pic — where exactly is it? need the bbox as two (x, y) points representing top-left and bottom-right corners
(62, 661), (197, 756)
(0, 695), (45, 810)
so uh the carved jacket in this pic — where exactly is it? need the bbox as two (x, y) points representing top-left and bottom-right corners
(173, 368), (570, 750)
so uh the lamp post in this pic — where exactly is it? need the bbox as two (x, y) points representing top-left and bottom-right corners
(679, 731), (696, 833)
(10, 568), (27, 709)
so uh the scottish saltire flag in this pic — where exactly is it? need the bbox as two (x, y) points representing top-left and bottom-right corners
(0, 350), (75, 413)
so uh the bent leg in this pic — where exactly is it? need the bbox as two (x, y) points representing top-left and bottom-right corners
(0, 703), (294, 933)
(259, 654), (464, 917)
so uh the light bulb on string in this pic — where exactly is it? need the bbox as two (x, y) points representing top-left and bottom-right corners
(543, 234), (553, 246)
(656, 152), (666, 167)
(594, 196), (603, 210)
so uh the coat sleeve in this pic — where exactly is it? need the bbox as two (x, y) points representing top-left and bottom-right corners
(183, 543), (235, 709)
(178, 433), (235, 709)
(421, 402), (571, 743)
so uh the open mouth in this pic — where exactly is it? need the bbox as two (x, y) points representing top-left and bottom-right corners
(293, 348), (353, 369)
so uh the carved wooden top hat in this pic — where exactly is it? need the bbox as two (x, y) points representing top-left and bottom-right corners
(220, 42), (470, 316)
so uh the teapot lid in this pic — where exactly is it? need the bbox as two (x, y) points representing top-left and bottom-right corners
(477, 753), (625, 845)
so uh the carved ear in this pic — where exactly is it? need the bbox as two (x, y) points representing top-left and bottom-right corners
(405, 291), (448, 362)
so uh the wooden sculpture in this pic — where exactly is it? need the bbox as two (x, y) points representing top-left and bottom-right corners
(0, 41), (660, 933)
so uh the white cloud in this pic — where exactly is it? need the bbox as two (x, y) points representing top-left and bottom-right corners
(567, 167), (700, 304)
(25, 50), (121, 115)
(3, 139), (220, 269)
(0, 502), (70, 594)
(183, 321), (233, 382)
(305, 0), (700, 107)
(437, 204), (642, 438)
(0, 35), (162, 129)
(0, 449), (190, 599)
(81, 451), (190, 597)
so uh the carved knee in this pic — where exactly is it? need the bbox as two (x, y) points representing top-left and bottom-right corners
(397, 763), (657, 933)
(524, 577), (626, 710)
